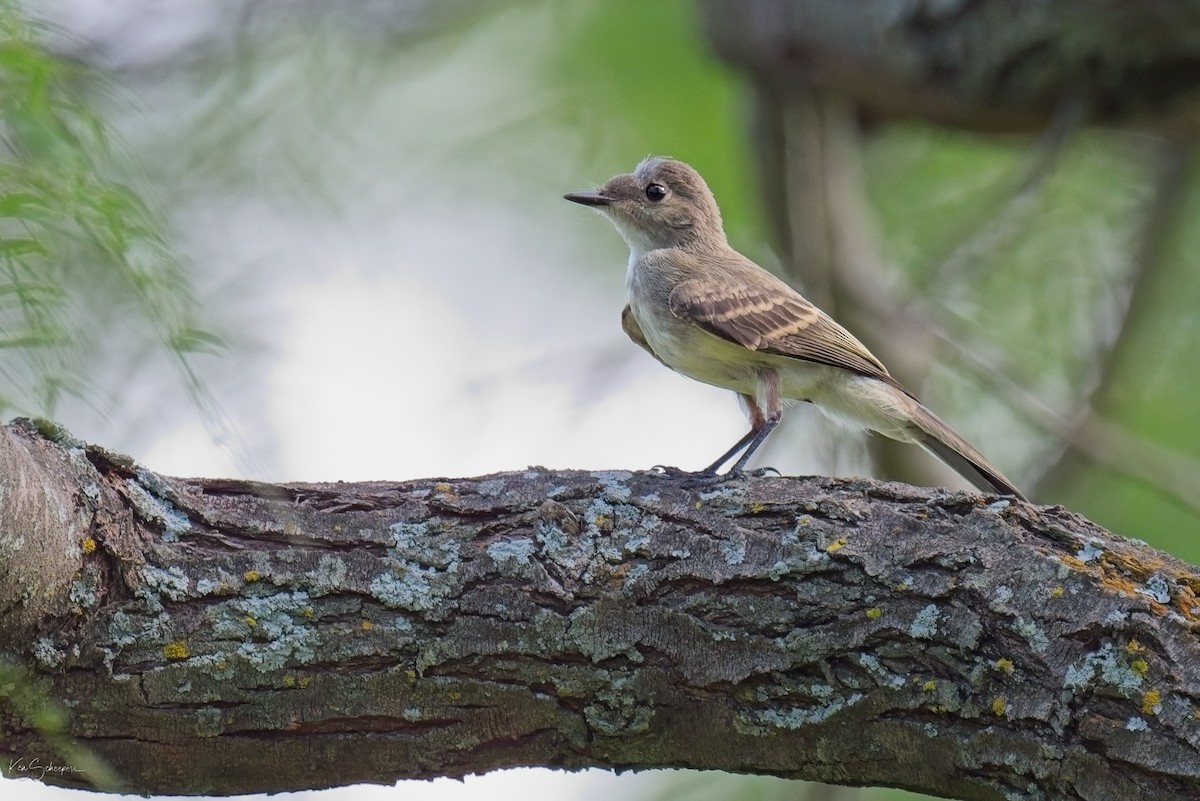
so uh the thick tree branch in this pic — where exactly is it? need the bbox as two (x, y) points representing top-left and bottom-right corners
(2, 419), (1199, 800)
(702, 0), (1200, 134)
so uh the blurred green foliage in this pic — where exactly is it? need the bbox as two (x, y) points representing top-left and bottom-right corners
(0, 1), (220, 416)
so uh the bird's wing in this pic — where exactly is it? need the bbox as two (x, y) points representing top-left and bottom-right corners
(667, 260), (907, 392)
(620, 303), (668, 366)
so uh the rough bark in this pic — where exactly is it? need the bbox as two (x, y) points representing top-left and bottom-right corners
(1, 419), (1199, 800)
(702, 0), (1200, 134)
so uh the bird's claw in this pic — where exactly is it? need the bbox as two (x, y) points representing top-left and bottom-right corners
(650, 464), (743, 488)
(746, 466), (781, 478)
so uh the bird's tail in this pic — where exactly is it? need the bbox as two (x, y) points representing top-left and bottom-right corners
(907, 402), (1026, 501)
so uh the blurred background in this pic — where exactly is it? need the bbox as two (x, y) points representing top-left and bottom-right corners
(4, 1), (1200, 800)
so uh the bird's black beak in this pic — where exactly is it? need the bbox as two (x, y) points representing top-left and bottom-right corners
(563, 189), (613, 207)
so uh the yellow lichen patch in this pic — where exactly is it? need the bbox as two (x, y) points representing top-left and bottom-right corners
(1131, 659), (1149, 677)
(302, 607), (315, 620)
(360, 619), (374, 631)
(991, 697), (1007, 716)
(1126, 639), (1145, 654)
(243, 616), (257, 628)
(298, 676), (311, 689)
(750, 502), (765, 514)
(922, 680), (937, 693)
(80, 537), (97, 555)
(1142, 689), (1161, 715)
(914, 512), (928, 520)
(163, 641), (189, 661)
(433, 482), (453, 494)
(243, 570), (261, 583)
(927, 704), (947, 714)
(1048, 586), (1064, 599)
(333, 524), (343, 533)
(825, 537), (849, 554)
(695, 501), (702, 510)
(994, 658), (1015, 675)
(866, 607), (883, 620)
(282, 675), (296, 688)
(215, 658), (229, 671)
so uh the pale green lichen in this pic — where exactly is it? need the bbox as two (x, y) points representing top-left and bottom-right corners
(142, 565), (189, 601)
(736, 692), (864, 734)
(1076, 540), (1104, 562)
(1011, 618), (1049, 653)
(33, 638), (64, 668)
(623, 563), (650, 588)
(487, 538), (536, 567)
(1136, 574), (1171, 604)
(909, 604), (940, 639)
(369, 565), (450, 612)
(306, 555), (349, 596)
(125, 479), (190, 541)
(1064, 643), (1143, 695)
(721, 536), (746, 566)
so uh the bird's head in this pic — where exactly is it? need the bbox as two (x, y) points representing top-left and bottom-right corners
(564, 157), (726, 256)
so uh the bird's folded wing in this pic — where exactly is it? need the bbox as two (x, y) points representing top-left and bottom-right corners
(668, 273), (907, 392)
(620, 303), (668, 366)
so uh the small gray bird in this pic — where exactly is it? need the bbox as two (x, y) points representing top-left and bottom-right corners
(565, 156), (1025, 500)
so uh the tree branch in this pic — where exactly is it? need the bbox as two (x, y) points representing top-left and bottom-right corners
(2, 419), (1199, 800)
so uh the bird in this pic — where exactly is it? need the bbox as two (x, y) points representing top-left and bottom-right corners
(564, 156), (1025, 500)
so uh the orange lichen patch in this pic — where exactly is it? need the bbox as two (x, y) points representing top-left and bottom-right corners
(1172, 584), (1200, 622)
(992, 697), (1007, 716)
(1107, 549), (1171, 577)
(1057, 555), (1089, 572)
(1057, 550), (1182, 611)
(80, 537), (97, 555)
(1142, 689), (1162, 715)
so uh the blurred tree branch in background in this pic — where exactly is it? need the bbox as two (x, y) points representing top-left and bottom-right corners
(3, 419), (1200, 800)
(701, 0), (1200, 532)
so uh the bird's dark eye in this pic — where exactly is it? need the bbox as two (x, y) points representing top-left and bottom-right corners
(645, 183), (667, 202)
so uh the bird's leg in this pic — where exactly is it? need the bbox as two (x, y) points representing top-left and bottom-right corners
(697, 423), (761, 476)
(699, 382), (773, 476)
(725, 370), (783, 475)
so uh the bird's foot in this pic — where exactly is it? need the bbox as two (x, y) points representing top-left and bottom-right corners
(746, 466), (781, 478)
(650, 464), (727, 487)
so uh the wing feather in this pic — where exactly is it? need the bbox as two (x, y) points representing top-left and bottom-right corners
(666, 258), (908, 393)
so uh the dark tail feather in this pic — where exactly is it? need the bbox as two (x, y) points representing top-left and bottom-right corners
(908, 403), (1027, 501)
